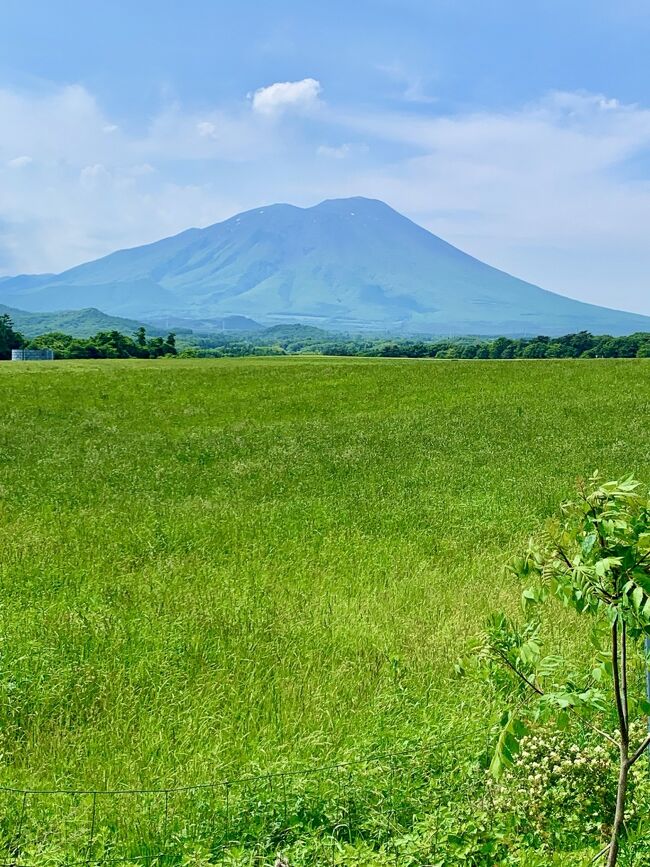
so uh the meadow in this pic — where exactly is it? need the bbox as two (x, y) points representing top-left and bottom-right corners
(1, 356), (649, 864)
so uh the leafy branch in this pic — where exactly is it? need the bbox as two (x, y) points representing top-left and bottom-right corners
(481, 473), (650, 867)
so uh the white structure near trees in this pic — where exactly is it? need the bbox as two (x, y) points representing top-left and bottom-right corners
(11, 349), (54, 361)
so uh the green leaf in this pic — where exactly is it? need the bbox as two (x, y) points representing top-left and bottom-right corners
(519, 638), (541, 665)
(595, 557), (621, 577)
(522, 588), (537, 607)
(490, 711), (528, 779)
(538, 655), (562, 677)
(557, 711), (570, 730)
(581, 532), (597, 555)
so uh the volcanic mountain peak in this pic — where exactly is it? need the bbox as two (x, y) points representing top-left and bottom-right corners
(1, 197), (648, 336)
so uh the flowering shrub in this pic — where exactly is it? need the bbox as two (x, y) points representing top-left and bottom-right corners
(487, 723), (650, 852)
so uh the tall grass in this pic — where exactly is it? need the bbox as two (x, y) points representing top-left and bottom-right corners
(0, 356), (648, 802)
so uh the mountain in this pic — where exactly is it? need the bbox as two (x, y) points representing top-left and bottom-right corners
(260, 323), (332, 341)
(143, 313), (261, 333)
(0, 303), (261, 338)
(1, 197), (649, 336)
(0, 304), (152, 338)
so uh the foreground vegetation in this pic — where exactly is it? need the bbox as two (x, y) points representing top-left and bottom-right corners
(1, 357), (650, 863)
(482, 474), (650, 866)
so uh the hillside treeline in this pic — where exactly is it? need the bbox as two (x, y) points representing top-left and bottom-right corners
(1, 316), (177, 359)
(3, 312), (650, 360)
(189, 329), (650, 359)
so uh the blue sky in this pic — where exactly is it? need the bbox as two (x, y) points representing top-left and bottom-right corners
(1, 0), (649, 313)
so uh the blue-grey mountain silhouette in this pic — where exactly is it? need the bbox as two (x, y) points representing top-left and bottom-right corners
(1, 197), (648, 335)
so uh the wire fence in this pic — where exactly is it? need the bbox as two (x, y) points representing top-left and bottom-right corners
(0, 734), (484, 866)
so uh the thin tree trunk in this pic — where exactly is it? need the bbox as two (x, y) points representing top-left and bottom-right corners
(606, 747), (629, 867)
(607, 621), (630, 867)
(621, 623), (628, 730)
(611, 621), (628, 743)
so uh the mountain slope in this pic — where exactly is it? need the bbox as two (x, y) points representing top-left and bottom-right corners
(0, 304), (151, 338)
(1, 197), (648, 336)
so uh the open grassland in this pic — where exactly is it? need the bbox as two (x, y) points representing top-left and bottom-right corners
(1, 357), (649, 863)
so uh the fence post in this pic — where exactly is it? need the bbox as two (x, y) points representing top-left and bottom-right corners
(16, 791), (28, 851)
(88, 791), (98, 854)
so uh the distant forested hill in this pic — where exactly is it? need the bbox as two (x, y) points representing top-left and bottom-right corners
(0, 304), (152, 338)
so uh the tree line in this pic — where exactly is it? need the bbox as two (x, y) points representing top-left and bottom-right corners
(189, 329), (650, 359)
(2, 312), (650, 360)
(1, 316), (177, 359)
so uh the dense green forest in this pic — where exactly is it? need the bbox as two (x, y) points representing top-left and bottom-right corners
(3, 312), (650, 360)
(1, 315), (177, 359)
(187, 325), (650, 359)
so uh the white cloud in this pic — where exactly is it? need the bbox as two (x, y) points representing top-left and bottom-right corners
(316, 142), (368, 159)
(335, 90), (650, 312)
(377, 62), (437, 104)
(251, 78), (321, 116)
(146, 105), (277, 161)
(7, 155), (32, 168)
(1, 80), (649, 314)
(0, 84), (113, 163)
(0, 84), (253, 273)
(317, 143), (351, 159)
(196, 120), (217, 138)
(80, 163), (110, 189)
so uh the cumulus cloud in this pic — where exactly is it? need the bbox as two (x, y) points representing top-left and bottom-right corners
(251, 78), (321, 116)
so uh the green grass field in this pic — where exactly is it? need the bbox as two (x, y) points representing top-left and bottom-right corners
(1, 357), (649, 863)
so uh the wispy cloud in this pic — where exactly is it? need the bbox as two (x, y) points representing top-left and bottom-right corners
(336, 91), (650, 311)
(0, 84), (250, 272)
(0, 80), (649, 313)
(196, 120), (217, 138)
(7, 155), (33, 168)
(316, 142), (368, 159)
(377, 62), (437, 104)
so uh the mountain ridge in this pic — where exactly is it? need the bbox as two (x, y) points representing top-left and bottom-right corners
(1, 196), (648, 336)
(0, 304), (154, 338)
(0, 303), (261, 338)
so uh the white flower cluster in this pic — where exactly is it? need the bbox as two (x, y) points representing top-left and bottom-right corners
(486, 729), (616, 848)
